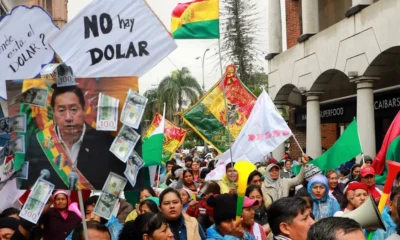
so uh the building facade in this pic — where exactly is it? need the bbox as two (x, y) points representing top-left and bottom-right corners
(268, 0), (400, 160)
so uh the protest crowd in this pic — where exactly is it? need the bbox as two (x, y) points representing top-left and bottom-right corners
(2, 148), (400, 240)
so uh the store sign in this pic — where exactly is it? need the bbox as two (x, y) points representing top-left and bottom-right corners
(374, 97), (400, 110)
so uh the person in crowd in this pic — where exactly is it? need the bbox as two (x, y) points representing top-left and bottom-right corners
(126, 187), (157, 222)
(218, 162), (238, 194)
(245, 185), (268, 229)
(363, 155), (373, 167)
(191, 160), (201, 182)
(307, 174), (340, 220)
(40, 190), (81, 240)
(241, 197), (267, 240)
(116, 199), (133, 225)
(197, 200), (215, 234)
(360, 167), (382, 201)
(159, 187), (206, 240)
(119, 212), (174, 240)
(338, 168), (350, 184)
(206, 194), (256, 240)
(261, 155), (308, 208)
(167, 166), (183, 187)
(247, 171), (263, 187)
(369, 186), (400, 239)
(294, 190), (314, 220)
(334, 181), (369, 216)
(198, 168), (211, 187)
(139, 199), (160, 215)
(177, 170), (200, 194)
(178, 189), (193, 213)
(267, 197), (314, 240)
(295, 163), (323, 196)
(307, 217), (365, 240)
(185, 156), (193, 169)
(67, 195), (122, 240)
(187, 181), (221, 219)
(346, 164), (361, 184)
(160, 160), (176, 184)
(0, 217), (19, 240)
(0, 208), (20, 219)
(280, 160), (293, 179)
(72, 220), (111, 240)
(325, 170), (345, 205)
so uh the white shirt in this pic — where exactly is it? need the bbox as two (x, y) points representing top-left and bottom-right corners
(56, 124), (86, 167)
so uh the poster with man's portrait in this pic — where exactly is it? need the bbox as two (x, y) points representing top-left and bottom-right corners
(6, 77), (145, 190)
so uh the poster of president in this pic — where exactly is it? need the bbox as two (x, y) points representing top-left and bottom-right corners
(6, 77), (145, 190)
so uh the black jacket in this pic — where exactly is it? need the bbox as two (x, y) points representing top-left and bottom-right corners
(22, 125), (128, 189)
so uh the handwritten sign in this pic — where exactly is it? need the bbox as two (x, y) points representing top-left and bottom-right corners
(0, 6), (59, 100)
(49, 0), (177, 78)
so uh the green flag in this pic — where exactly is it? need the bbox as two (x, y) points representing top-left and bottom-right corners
(292, 119), (362, 175)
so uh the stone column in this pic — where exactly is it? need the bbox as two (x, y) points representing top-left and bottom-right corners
(305, 93), (323, 159)
(346, 0), (373, 17)
(265, 0), (282, 60)
(0, 99), (8, 117)
(298, 0), (319, 43)
(351, 77), (378, 158)
(272, 103), (286, 160)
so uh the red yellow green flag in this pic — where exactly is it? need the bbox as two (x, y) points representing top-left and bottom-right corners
(171, 0), (219, 39)
(182, 65), (256, 153)
(143, 113), (187, 163)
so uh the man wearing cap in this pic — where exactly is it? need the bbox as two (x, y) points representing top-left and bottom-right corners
(241, 196), (267, 240)
(360, 166), (382, 201)
(0, 217), (19, 239)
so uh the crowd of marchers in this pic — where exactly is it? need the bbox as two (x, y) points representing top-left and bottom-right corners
(1, 151), (400, 240)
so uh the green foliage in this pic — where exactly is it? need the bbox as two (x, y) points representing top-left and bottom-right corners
(246, 72), (268, 97)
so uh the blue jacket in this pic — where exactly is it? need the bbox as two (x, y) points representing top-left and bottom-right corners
(171, 214), (206, 240)
(367, 206), (397, 240)
(206, 224), (256, 240)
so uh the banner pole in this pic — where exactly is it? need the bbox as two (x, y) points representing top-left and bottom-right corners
(156, 165), (161, 188)
(292, 134), (305, 156)
(78, 190), (89, 240)
(218, 38), (235, 185)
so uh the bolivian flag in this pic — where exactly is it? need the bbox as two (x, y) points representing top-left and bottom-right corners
(143, 113), (187, 163)
(182, 65), (256, 153)
(171, 0), (219, 39)
(143, 113), (165, 166)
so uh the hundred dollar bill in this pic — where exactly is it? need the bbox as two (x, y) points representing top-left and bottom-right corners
(102, 172), (127, 197)
(120, 89), (148, 129)
(14, 161), (29, 180)
(9, 114), (26, 133)
(0, 117), (10, 134)
(10, 87), (48, 108)
(96, 93), (119, 131)
(109, 125), (140, 162)
(124, 151), (144, 187)
(5, 136), (25, 155)
(20, 178), (55, 224)
(93, 192), (119, 220)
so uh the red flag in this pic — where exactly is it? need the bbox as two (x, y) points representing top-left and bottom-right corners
(373, 110), (400, 174)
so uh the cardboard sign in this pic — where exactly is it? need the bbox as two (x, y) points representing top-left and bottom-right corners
(49, 0), (177, 78)
(0, 6), (59, 100)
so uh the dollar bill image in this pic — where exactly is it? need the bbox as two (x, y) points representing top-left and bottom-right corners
(9, 114), (26, 133)
(0, 117), (10, 134)
(102, 172), (127, 197)
(109, 125), (140, 162)
(56, 64), (76, 87)
(124, 154), (143, 187)
(14, 161), (29, 180)
(120, 89), (148, 129)
(94, 192), (119, 220)
(11, 87), (48, 108)
(20, 178), (55, 224)
(6, 136), (25, 155)
(96, 93), (119, 131)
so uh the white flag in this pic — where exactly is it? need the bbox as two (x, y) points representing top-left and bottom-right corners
(206, 90), (292, 180)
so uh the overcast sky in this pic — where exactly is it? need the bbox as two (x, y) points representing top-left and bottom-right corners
(67, 0), (279, 94)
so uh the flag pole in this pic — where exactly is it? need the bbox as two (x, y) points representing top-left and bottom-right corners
(156, 102), (166, 189)
(292, 134), (305, 156)
(218, 38), (235, 185)
(354, 117), (365, 165)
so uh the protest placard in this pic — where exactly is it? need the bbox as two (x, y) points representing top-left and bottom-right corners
(6, 77), (148, 190)
(0, 6), (59, 100)
(48, 0), (177, 78)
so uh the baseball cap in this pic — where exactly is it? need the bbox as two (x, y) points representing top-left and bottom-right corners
(243, 196), (259, 208)
(360, 167), (375, 177)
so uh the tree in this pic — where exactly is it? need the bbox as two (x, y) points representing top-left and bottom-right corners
(219, 0), (263, 84)
(246, 72), (268, 97)
(142, 67), (203, 126)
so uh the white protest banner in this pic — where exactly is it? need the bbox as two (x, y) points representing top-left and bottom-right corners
(0, 6), (59, 100)
(206, 90), (293, 181)
(49, 0), (177, 78)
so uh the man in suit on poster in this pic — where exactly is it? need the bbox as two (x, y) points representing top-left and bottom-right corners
(23, 85), (129, 189)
